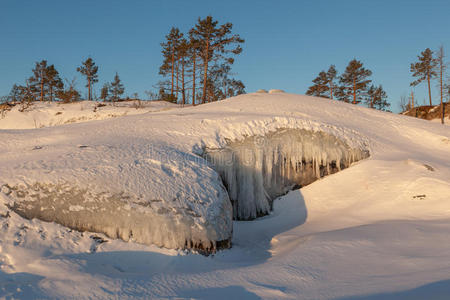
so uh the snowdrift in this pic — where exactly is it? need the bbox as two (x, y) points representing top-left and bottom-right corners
(0, 100), (177, 129)
(1, 93), (448, 253)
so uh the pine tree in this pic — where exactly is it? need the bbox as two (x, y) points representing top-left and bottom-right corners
(189, 16), (244, 104)
(410, 48), (437, 106)
(29, 60), (49, 101)
(160, 27), (183, 99)
(188, 35), (201, 106)
(109, 73), (124, 102)
(365, 84), (390, 111)
(56, 79), (80, 103)
(177, 38), (190, 105)
(326, 65), (338, 99)
(339, 59), (372, 104)
(14, 82), (36, 109)
(306, 71), (330, 98)
(334, 86), (350, 103)
(46, 65), (63, 102)
(7, 84), (22, 104)
(208, 64), (245, 100)
(77, 58), (99, 100)
(100, 83), (109, 102)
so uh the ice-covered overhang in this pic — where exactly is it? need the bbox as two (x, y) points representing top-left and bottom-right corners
(204, 128), (369, 220)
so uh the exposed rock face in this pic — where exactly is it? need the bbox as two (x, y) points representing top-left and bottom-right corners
(402, 103), (450, 122)
(204, 129), (369, 220)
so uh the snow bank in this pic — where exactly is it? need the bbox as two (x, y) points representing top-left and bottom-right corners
(0, 100), (177, 129)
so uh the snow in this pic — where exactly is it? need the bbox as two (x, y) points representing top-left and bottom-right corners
(0, 100), (177, 129)
(1, 92), (450, 299)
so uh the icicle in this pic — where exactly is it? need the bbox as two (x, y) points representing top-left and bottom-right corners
(204, 128), (369, 220)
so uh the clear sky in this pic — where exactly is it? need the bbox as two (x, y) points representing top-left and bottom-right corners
(1, 0), (449, 111)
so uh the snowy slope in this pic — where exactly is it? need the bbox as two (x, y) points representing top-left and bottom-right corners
(1, 92), (450, 299)
(0, 100), (177, 129)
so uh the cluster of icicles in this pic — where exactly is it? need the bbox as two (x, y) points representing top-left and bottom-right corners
(204, 128), (369, 220)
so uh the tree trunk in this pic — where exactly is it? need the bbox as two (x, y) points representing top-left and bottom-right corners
(427, 72), (432, 106)
(192, 52), (196, 106)
(88, 78), (91, 101)
(330, 83), (333, 100)
(352, 79), (356, 104)
(182, 62), (185, 106)
(171, 45), (175, 97)
(40, 76), (44, 102)
(176, 62), (179, 101)
(50, 86), (53, 102)
(202, 41), (210, 104)
(440, 61), (444, 124)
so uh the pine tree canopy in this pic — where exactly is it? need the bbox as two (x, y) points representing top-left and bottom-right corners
(189, 16), (244, 103)
(306, 65), (338, 99)
(100, 84), (110, 101)
(77, 58), (99, 85)
(410, 48), (438, 106)
(159, 27), (183, 77)
(339, 59), (372, 104)
(410, 48), (437, 87)
(109, 73), (125, 102)
(365, 84), (390, 111)
(306, 71), (330, 97)
(77, 57), (99, 100)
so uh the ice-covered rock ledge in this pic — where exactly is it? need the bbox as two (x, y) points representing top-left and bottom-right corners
(0, 144), (233, 254)
(204, 128), (369, 220)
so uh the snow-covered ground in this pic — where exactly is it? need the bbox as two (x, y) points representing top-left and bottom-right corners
(0, 100), (177, 129)
(1, 92), (450, 299)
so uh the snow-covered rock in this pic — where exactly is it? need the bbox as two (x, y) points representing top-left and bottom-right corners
(269, 89), (285, 93)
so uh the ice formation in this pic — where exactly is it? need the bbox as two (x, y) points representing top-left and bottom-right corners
(2, 181), (232, 253)
(0, 145), (233, 253)
(204, 128), (369, 220)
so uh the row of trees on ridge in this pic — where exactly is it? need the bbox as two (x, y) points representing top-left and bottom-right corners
(306, 60), (390, 111)
(4, 58), (126, 105)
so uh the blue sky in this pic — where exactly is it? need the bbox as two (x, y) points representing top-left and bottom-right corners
(1, 0), (449, 111)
